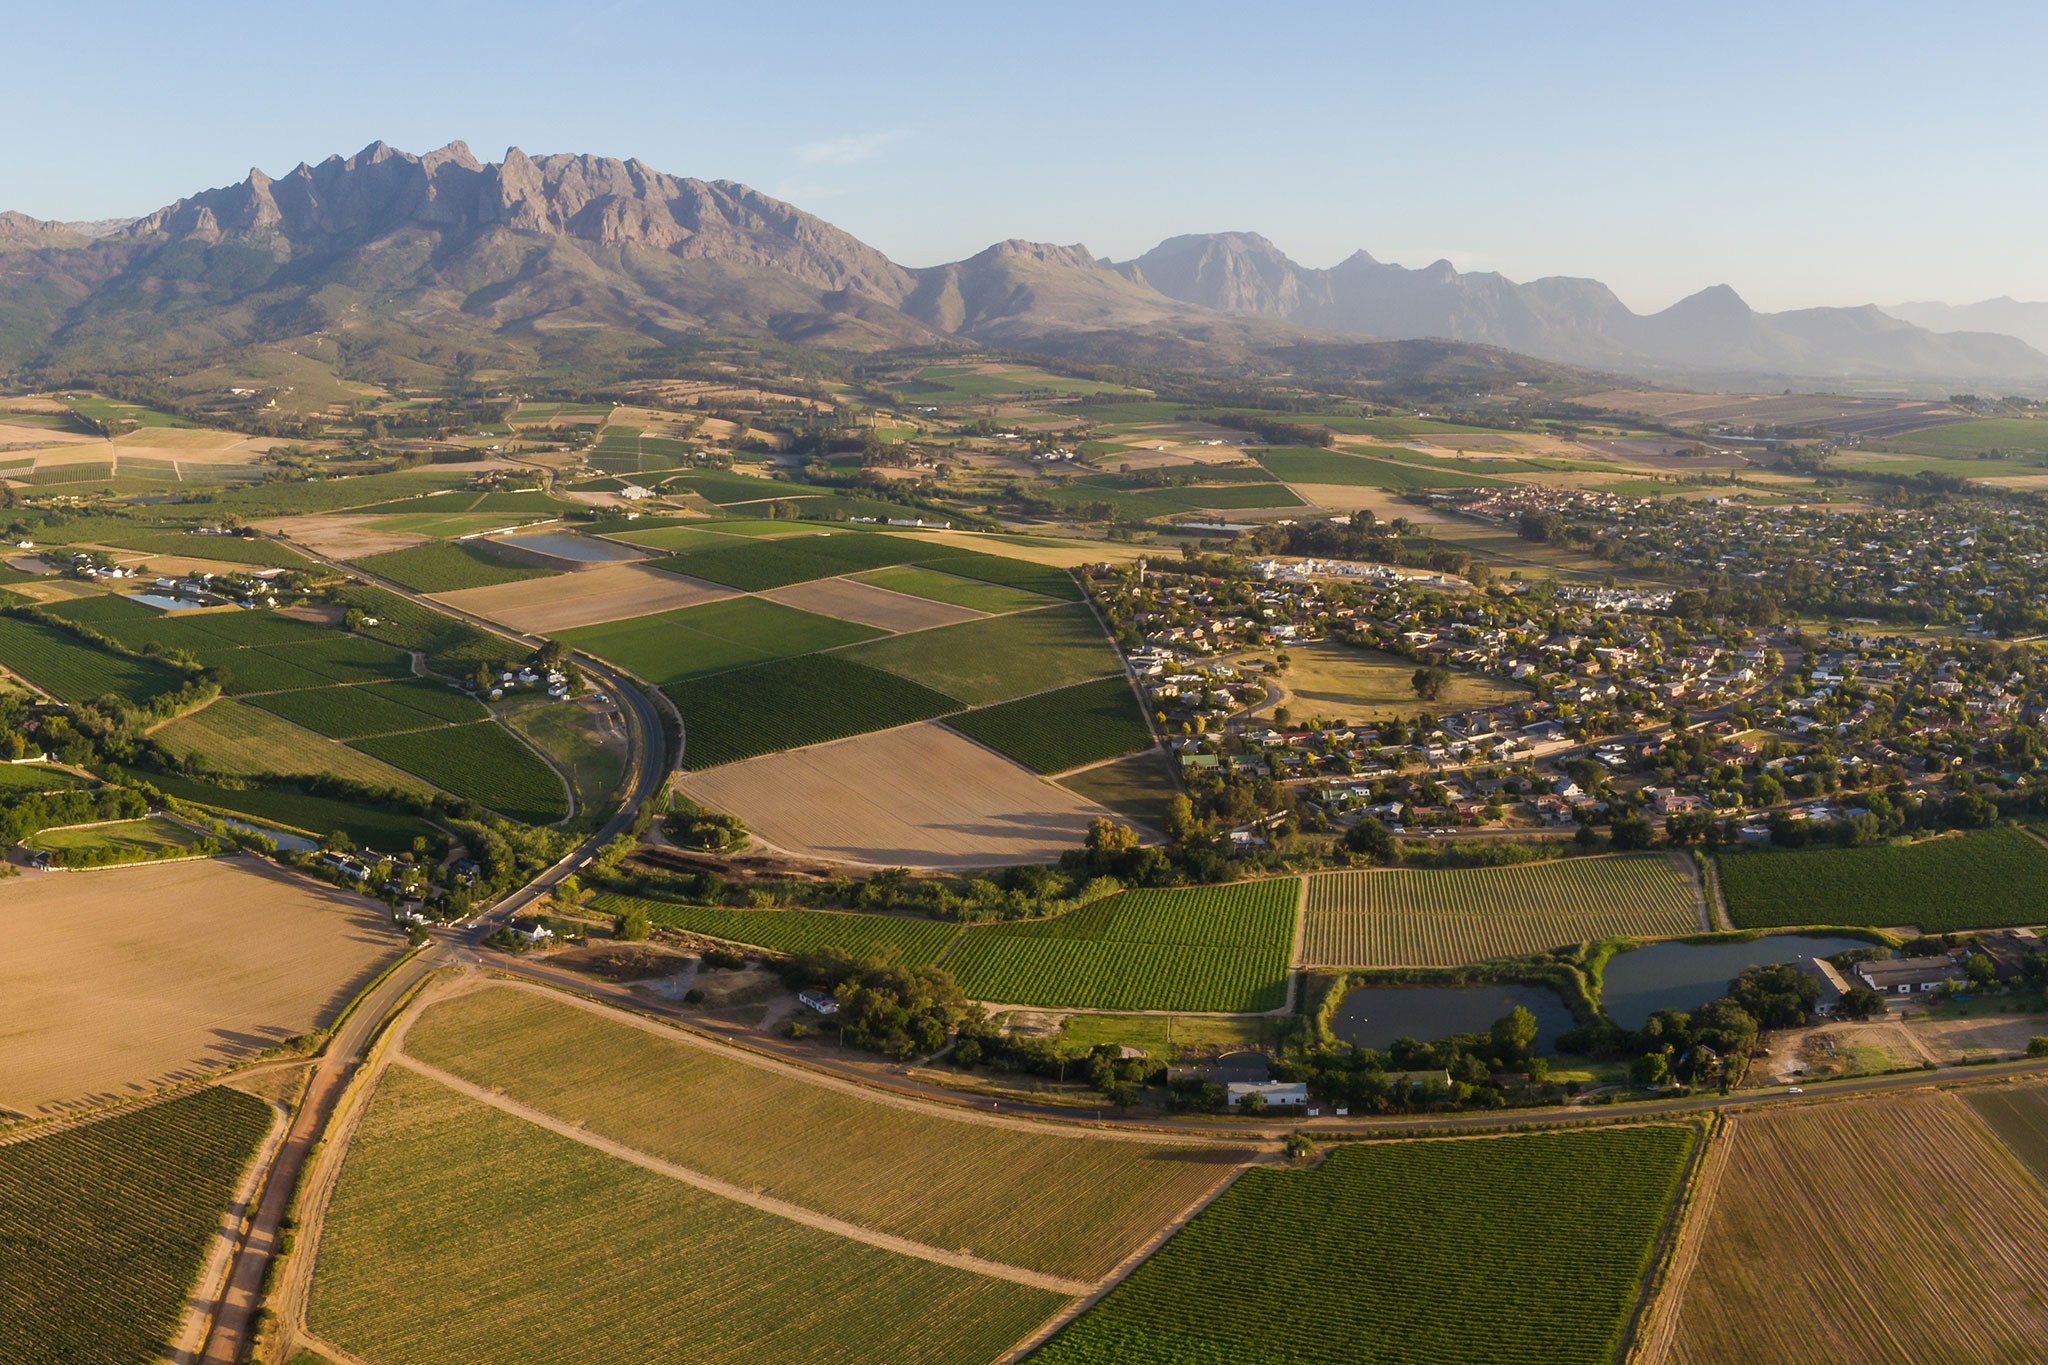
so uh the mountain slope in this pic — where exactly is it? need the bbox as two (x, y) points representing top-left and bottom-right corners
(1123, 233), (2048, 386)
(1884, 298), (2048, 357)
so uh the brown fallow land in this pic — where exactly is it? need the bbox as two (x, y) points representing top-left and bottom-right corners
(431, 561), (735, 633)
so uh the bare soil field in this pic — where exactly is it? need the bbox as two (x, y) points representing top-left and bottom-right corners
(1909, 1009), (2048, 1063)
(432, 562), (734, 632)
(1660, 1091), (2048, 1365)
(0, 858), (400, 1115)
(1275, 483), (1469, 524)
(889, 529), (1150, 568)
(759, 577), (985, 633)
(257, 514), (427, 558)
(678, 720), (1116, 868)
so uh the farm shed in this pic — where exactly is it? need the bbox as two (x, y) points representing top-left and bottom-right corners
(1855, 955), (1965, 996)
(1226, 1081), (1306, 1108)
(1794, 956), (1851, 1016)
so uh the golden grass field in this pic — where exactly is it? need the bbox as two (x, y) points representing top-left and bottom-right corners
(1661, 1092), (2048, 1364)
(759, 576), (985, 633)
(1245, 639), (1527, 720)
(153, 700), (441, 794)
(0, 858), (400, 1115)
(432, 562), (735, 632)
(677, 720), (1117, 869)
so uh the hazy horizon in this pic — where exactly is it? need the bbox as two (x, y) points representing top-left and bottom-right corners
(8, 0), (2046, 314)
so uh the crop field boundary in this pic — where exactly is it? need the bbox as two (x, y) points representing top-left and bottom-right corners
(169, 1097), (292, 1363)
(392, 1053), (1094, 1294)
(1627, 1116), (1733, 1365)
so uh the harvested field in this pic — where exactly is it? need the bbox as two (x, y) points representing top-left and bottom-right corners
(152, 700), (442, 795)
(678, 720), (1116, 869)
(430, 561), (734, 632)
(1962, 1080), (2048, 1184)
(1304, 854), (1706, 968)
(257, 514), (428, 559)
(760, 576), (985, 632)
(0, 858), (400, 1114)
(1662, 1092), (2048, 1365)
(1248, 639), (1527, 718)
(311, 1064), (1067, 1365)
(403, 986), (1248, 1281)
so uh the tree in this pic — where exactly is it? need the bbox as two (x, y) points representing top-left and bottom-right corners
(1283, 1130), (1317, 1161)
(2029, 1037), (2048, 1057)
(1237, 1091), (1268, 1116)
(1838, 986), (1889, 1020)
(1751, 773), (1783, 806)
(1344, 817), (1397, 864)
(1610, 813), (1655, 850)
(1085, 818), (1138, 859)
(1964, 953), (1998, 988)
(1630, 1052), (1669, 1087)
(1163, 794), (1198, 844)
(614, 907), (650, 942)
(1489, 1006), (1538, 1062)
(1411, 666), (1452, 703)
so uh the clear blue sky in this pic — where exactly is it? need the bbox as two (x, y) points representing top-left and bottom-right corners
(6, 0), (2043, 312)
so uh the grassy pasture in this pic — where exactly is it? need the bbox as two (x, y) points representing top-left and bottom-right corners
(311, 1066), (1065, 1365)
(0, 1086), (273, 1364)
(1256, 445), (1506, 489)
(135, 770), (425, 852)
(1303, 854), (1705, 968)
(839, 602), (1119, 706)
(1716, 826), (2048, 931)
(667, 653), (963, 768)
(505, 700), (626, 825)
(355, 540), (557, 593)
(1667, 1094), (2048, 1365)
(1250, 639), (1528, 719)
(594, 894), (963, 964)
(153, 700), (441, 793)
(944, 676), (1153, 774)
(1034, 1125), (1694, 1365)
(851, 564), (1050, 613)
(944, 880), (1298, 1013)
(558, 596), (881, 687)
(351, 722), (568, 825)
(403, 987), (1245, 1281)
(0, 762), (82, 793)
(0, 616), (187, 705)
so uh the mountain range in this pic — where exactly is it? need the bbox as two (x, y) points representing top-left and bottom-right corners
(0, 141), (2040, 395)
(1881, 298), (2048, 358)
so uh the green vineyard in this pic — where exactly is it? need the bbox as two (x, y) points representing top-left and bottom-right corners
(1717, 826), (2048, 932)
(1032, 1125), (1696, 1365)
(665, 653), (963, 768)
(1303, 854), (1704, 968)
(943, 879), (1298, 1012)
(352, 721), (569, 825)
(943, 675), (1154, 774)
(591, 895), (964, 966)
(0, 1086), (274, 1364)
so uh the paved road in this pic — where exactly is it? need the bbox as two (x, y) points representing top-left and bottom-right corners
(196, 537), (672, 1363)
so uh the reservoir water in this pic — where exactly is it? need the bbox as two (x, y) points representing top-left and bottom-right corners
(1331, 983), (1577, 1055)
(1599, 935), (1870, 1029)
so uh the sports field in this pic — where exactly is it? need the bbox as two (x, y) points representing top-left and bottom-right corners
(312, 1064), (1066, 1365)
(675, 721), (1118, 868)
(944, 880), (1299, 1012)
(1304, 854), (1705, 968)
(839, 602), (1120, 705)
(1716, 826), (2048, 931)
(0, 1085), (274, 1363)
(402, 987), (1247, 1281)
(1035, 1125), (1694, 1365)
(1662, 1093), (2048, 1365)
(0, 858), (399, 1114)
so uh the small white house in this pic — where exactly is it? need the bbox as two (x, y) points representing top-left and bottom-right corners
(1225, 1081), (1307, 1109)
(798, 990), (839, 1016)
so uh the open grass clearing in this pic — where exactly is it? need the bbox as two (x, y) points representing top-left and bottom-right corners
(310, 1064), (1066, 1365)
(838, 602), (1119, 706)
(505, 698), (628, 824)
(1304, 854), (1706, 968)
(402, 985), (1247, 1282)
(431, 561), (734, 633)
(0, 858), (401, 1114)
(677, 721), (1117, 869)
(152, 700), (442, 795)
(1247, 639), (1529, 720)
(1664, 1093), (2048, 1365)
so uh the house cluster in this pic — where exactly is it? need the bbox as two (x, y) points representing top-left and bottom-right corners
(1849, 931), (2042, 999)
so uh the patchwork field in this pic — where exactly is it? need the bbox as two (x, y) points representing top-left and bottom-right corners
(945, 675), (1155, 774)
(1662, 1093), (2048, 1365)
(1035, 1125), (1695, 1365)
(760, 575), (985, 632)
(1304, 854), (1706, 968)
(839, 602), (1120, 705)
(851, 564), (1053, 613)
(1717, 826), (2048, 931)
(312, 1064), (1066, 1365)
(431, 561), (734, 632)
(153, 700), (442, 794)
(0, 1086), (274, 1364)
(944, 880), (1299, 1013)
(351, 721), (570, 825)
(354, 539), (558, 592)
(676, 721), (1117, 868)
(0, 858), (400, 1114)
(400, 986), (1247, 1280)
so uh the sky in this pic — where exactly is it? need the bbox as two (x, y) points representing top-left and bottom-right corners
(4, 0), (2044, 313)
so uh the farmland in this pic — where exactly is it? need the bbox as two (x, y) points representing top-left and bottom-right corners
(401, 986), (1248, 1280)
(25, 815), (205, 866)
(851, 564), (1052, 613)
(943, 880), (1298, 1012)
(0, 1086), (274, 1365)
(1059, 750), (1182, 829)
(1663, 1093), (2048, 1365)
(352, 721), (569, 824)
(152, 700), (441, 794)
(760, 575), (984, 633)
(1035, 1125), (1694, 1365)
(676, 721), (1119, 868)
(0, 857), (400, 1113)
(839, 602), (1120, 705)
(1961, 1081), (2048, 1184)
(311, 1065), (1068, 1364)
(556, 595), (881, 687)
(944, 675), (1154, 774)
(1255, 445), (1506, 489)
(1304, 854), (1706, 968)
(135, 770), (425, 851)
(0, 615), (186, 704)
(431, 561), (732, 632)
(1716, 826), (2048, 931)
(1251, 639), (1528, 718)
(593, 894), (963, 965)
(668, 652), (963, 768)
(354, 539), (558, 592)
(649, 531), (929, 590)
(244, 682), (448, 739)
